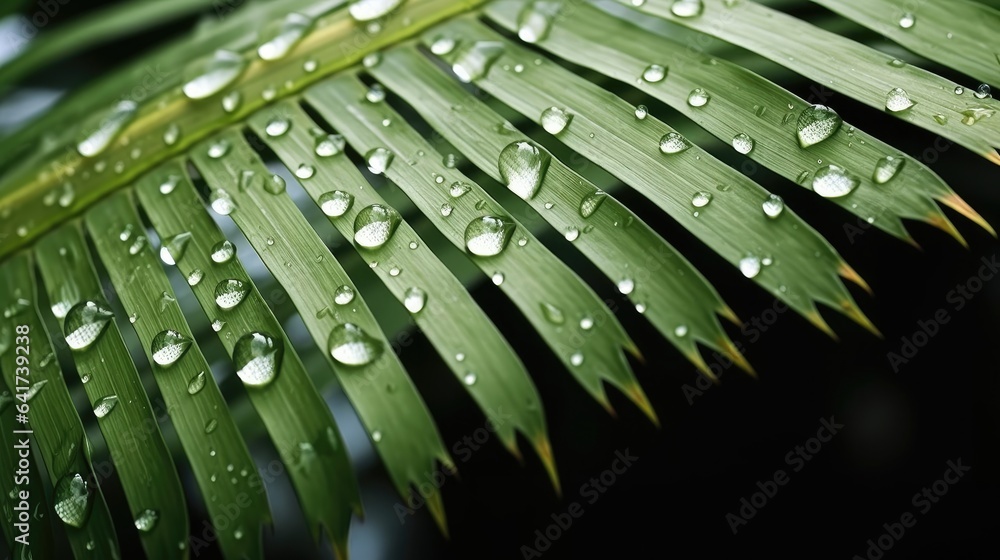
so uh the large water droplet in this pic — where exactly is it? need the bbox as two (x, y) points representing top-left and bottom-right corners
(762, 194), (784, 218)
(77, 100), (138, 157)
(92, 395), (118, 418)
(579, 190), (606, 218)
(517, 1), (560, 43)
(873, 155), (905, 184)
(452, 41), (505, 83)
(732, 133), (754, 154)
(318, 190), (354, 217)
(687, 88), (711, 107)
(151, 330), (192, 366)
(159, 232), (192, 265)
(353, 204), (401, 249)
(465, 216), (516, 256)
(365, 147), (394, 174)
(671, 0), (704, 17)
(210, 189), (236, 215)
(499, 141), (550, 200)
(233, 332), (282, 387)
(328, 323), (383, 366)
(540, 107), (572, 134)
(64, 301), (114, 351)
(739, 254), (761, 278)
(211, 240), (236, 263)
(183, 50), (247, 99)
(812, 165), (858, 198)
(403, 287), (427, 313)
(54, 473), (92, 528)
(885, 87), (915, 112)
(257, 13), (313, 60)
(215, 279), (249, 310)
(348, 0), (403, 21)
(796, 105), (842, 148)
(659, 132), (691, 154)
(334, 285), (355, 305)
(134, 509), (159, 532)
(642, 64), (667, 83)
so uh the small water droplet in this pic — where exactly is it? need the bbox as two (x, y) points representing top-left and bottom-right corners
(540, 107), (573, 134)
(465, 216), (516, 256)
(691, 191), (712, 208)
(163, 123), (181, 146)
(188, 371), (207, 395)
(212, 319), (225, 332)
(233, 332), (282, 387)
(372, 430), (383, 442)
(211, 240), (236, 263)
(974, 84), (992, 100)
(732, 133), (754, 154)
(796, 105), (842, 148)
(257, 13), (312, 60)
(674, 325), (688, 337)
(812, 165), (859, 198)
(634, 105), (648, 119)
(159, 232), (192, 265)
(221, 91), (242, 113)
(365, 83), (386, 103)
(541, 302), (565, 324)
(617, 278), (635, 295)
(348, 0), (402, 21)
(328, 323), (383, 366)
(579, 190), (606, 218)
(54, 473), (92, 528)
(687, 88), (711, 107)
(671, 0), (703, 17)
(215, 279), (249, 309)
(77, 100), (138, 157)
(265, 117), (291, 137)
(318, 190), (354, 217)
(570, 352), (584, 366)
(404, 287), (427, 313)
(365, 147), (394, 174)
(210, 189), (236, 215)
(159, 175), (180, 194)
(873, 155), (905, 184)
(642, 64), (667, 83)
(314, 133), (346, 157)
(491, 272), (505, 285)
(898, 12), (915, 29)
(92, 395), (118, 418)
(134, 509), (159, 532)
(204, 419), (218, 434)
(564, 228), (580, 241)
(334, 285), (355, 305)
(452, 41), (505, 82)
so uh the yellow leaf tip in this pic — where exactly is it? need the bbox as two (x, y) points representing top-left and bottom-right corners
(938, 193), (996, 238)
(534, 434), (561, 496)
(838, 261), (872, 296)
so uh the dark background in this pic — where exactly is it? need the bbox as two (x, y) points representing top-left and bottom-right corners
(1, 1), (997, 559)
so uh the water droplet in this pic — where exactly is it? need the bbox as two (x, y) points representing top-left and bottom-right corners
(149, 329), (191, 366)
(77, 100), (137, 157)
(579, 190), (606, 218)
(564, 227), (580, 241)
(207, 139), (231, 159)
(465, 216), (516, 256)
(974, 84), (992, 99)
(462, 372), (478, 385)
(328, 323), (383, 366)
(659, 132), (691, 154)
(332, 285), (355, 306)
(634, 105), (648, 119)
(353, 204), (401, 249)
(452, 41), (505, 82)
(188, 371), (207, 395)
(303, 59), (318, 72)
(365, 83), (386, 103)
(211, 319), (225, 332)
(674, 325), (688, 337)
(134, 509), (159, 532)
(732, 133), (754, 154)
(183, 50), (247, 99)
(762, 194), (784, 218)
(687, 88), (711, 107)
(960, 106), (995, 125)
(491, 272), (505, 285)
(898, 12), (915, 29)
(885, 87), (915, 112)
(159, 232), (192, 265)
(872, 155), (906, 184)
(812, 165), (859, 198)
(430, 34), (456, 55)
(64, 301), (114, 351)
(540, 107), (573, 134)
(54, 473), (92, 528)
(348, 0), (402, 21)
(446, 181), (471, 199)
(499, 140), (550, 200)
(372, 430), (383, 442)
(954, 86), (965, 95)
(388, 266), (401, 277)
(221, 91), (242, 113)
(617, 278), (635, 295)
(570, 352), (584, 366)
(691, 191), (712, 208)
(210, 189), (236, 215)
(265, 117), (291, 137)
(317, 190), (354, 217)
(888, 58), (906, 68)
(163, 123), (180, 146)
(541, 302), (565, 324)
(933, 114), (948, 125)
(233, 332), (282, 387)
(294, 164), (316, 180)
(365, 147), (394, 174)
(215, 279), (249, 310)
(795, 104), (842, 148)
(92, 395), (118, 418)
(642, 64), (667, 83)
(211, 240), (236, 263)
(257, 13), (312, 60)
(264, 174), (286, 194)
(671, 0), (703, 17)
(159, 175), (180, 194)
(314, 133), (346, 157)
(739, 254), (761, 278)
(517, 1), (559, 43)
(403, 287), (427, 313)
(204, 419), (218, 434)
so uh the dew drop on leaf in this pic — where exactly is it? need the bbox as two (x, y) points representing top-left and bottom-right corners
(328, 323), (383, 366)
(812, 165), (859, 198)
(183, 50), (247, 100)
(465, 216), (516, 256)
(354, 204), (401, 249)
(499, 140), (550, 200)
(64, 300), (114, 351)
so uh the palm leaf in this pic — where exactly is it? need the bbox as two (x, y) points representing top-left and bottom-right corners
(0, 0), (995, 557)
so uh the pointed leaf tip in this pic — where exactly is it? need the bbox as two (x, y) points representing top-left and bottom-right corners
(805, 309), (838, 340)
(938, 193), (996, 238)
(838, 261), (873, 296)
(840, 300), (882, 338)
(719, 305), (741, 325)
(626, 382), (659, 427)
(534, 434), (561, 496)
(720, 338), (755, 378)
(927, 211), (968, 248)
